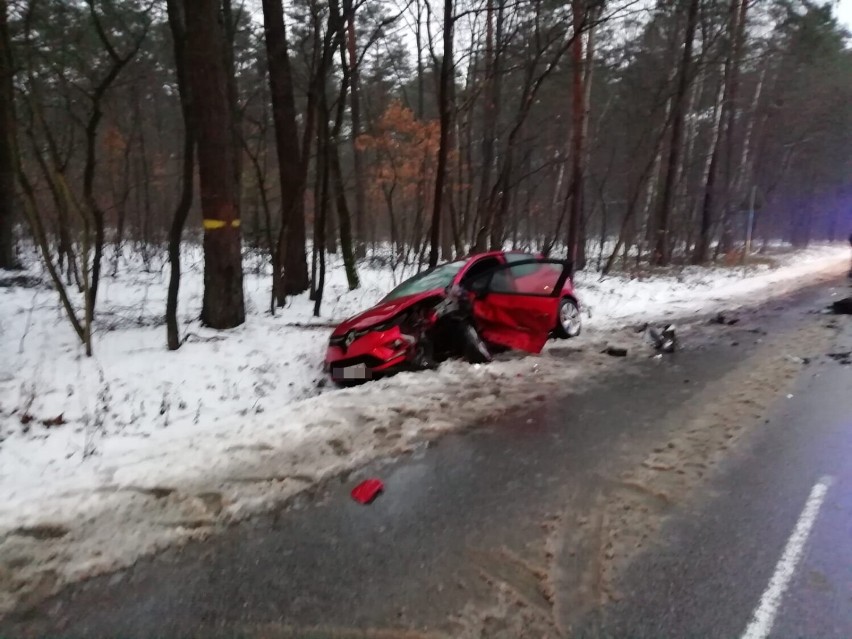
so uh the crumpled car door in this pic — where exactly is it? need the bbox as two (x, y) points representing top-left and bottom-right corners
(468, 259), (570, 353)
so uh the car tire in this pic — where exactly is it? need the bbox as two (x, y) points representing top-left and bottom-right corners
(555, 297), (582, 339)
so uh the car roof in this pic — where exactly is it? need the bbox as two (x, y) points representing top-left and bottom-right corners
(452, 249), (533, 263)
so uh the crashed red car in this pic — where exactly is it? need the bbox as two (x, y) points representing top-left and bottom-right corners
(325, 251), (581, 383)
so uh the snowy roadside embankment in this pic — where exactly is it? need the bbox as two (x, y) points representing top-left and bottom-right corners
(576, 244), (851, 328)
(0, 243), (848, 614)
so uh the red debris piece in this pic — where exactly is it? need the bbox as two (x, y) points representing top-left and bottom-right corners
(351, 478), (384, 505)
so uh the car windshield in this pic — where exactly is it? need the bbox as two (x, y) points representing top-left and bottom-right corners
(381, 261), (466, 301)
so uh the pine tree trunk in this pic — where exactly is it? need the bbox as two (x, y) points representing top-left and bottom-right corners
(328, 0), (358, 289)
(0, 0), (17, 270)
(652, 0), (699, 267)
(262, 0), (309, 302)
(416, 0), (424, 119)
(221, 0), (242, 217)
(313, 112), (331, 316)
(475, 0), (502, 253)
(566, 0), (586, 274)
(718, 0), (749, 255)
(429, 0), (453, 268)
(693, 65), (726, 264)
(575, 8), (598, 271)
(165, 0), (195, 350)
(328, 115), (359, 289)
(185, 0), (245, 329)
(343, 0), (367, 259)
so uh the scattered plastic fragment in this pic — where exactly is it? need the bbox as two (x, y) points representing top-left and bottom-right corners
(351, 478), (384, 505)
(648, 324), (677, 353)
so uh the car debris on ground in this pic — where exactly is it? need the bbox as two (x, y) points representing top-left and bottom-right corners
(710, 312), (740, 326)
(830, 297), (852, 314)
(826, 351), (851, 365)
(647, 324), (678, 353)
(351, 478), (384, 505)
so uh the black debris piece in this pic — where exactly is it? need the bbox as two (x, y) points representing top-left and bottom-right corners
(830, 297), (852, 315)
(602, 346), (628, 357)
(647, 324), (677, 353)
(827, 351), (851, 365)
(710, 312), (740, 326)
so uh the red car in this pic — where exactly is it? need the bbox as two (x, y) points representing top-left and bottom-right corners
(325, 251), (581, 383)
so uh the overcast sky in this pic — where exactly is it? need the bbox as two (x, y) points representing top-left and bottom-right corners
(837, 0), (852, 30)
(251, 1), (852, 47)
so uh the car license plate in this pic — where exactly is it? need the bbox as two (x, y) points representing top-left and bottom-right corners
(336, 363), (369, 380)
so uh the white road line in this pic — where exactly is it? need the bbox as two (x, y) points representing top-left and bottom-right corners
(741, 476), (833, 639)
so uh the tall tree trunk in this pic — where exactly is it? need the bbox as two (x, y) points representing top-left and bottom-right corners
(82, 0), (146, 316)
(343, 0), (367, 258)
(477, 0), (503, 253)
(0, 0), (17, 269)
(575, 6), (598, 270)
(652, 0), (699, 267)
(566, 0), (586, 274)
(327, 93), (359, 289)
(221, 0), (242, 215)
(165, 0), (195, 350)
(415, 0), (424, 118)
(429, 0), (453, 268)
(313, 104), (331, 316)
(692, 63), (726, 264)
(731, 64), (765, 206)
(111, 99), (134, 276)
(261, 0), (309, 304)
(442, 52), (458, 259)
(328, 0), (359, 289)
(718, 0), (749, 255)
(603, 116), (673, 275)
(185, 0), (245, 329)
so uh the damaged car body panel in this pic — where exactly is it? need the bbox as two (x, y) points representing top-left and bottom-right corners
(325, 252), (578, 384)
(469, 260), (571, 353)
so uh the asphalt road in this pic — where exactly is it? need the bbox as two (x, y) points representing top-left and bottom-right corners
(589, 285), (852, 639)
(3, 278), (851, 639)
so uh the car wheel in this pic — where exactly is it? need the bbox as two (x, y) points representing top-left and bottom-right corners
(556, 297), (581, 339)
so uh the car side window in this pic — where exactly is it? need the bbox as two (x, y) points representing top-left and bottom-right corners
(461, 257), (501, 287)
(503, 252), (539, 276)
(490, 261), (564, 296)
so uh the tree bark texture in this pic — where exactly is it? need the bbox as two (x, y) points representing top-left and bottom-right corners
(262, 0), (309, 302)
(0, 0), (17, 269)
(185, 0), (245, 329)
(652, 0), (699, 266)
(166, 0), (195, 350)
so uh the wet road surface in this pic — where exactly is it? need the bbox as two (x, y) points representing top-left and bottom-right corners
(2, 279), (851, 638)
(592, 287), (852, 639)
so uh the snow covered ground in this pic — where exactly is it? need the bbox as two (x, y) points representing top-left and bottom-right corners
(0, 242), (849, 614)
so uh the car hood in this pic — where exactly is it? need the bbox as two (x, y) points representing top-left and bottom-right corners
(332, 290), (444, 335)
